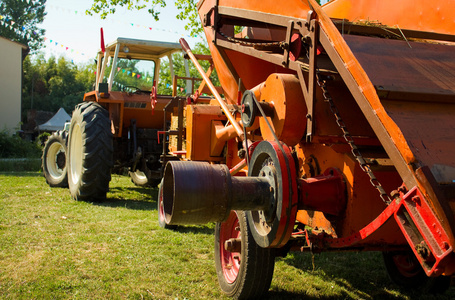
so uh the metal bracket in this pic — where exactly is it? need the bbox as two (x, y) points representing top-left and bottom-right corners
(394, 186), (453, 276)
(282, 20), (295, 68)
(296, 18), (318, 143)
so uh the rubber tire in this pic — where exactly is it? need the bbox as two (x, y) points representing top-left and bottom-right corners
(215, 211), (276, 299)
(67, 102), (113, 201)
(383, 250), (451, 294)
(42, 130), (68, 187)
(157, 179), (177, 229)
(129, 169), (160, 188)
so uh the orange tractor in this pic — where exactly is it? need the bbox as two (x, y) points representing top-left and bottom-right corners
(43, 37), (187, 199)
(159, 0), (455, 298)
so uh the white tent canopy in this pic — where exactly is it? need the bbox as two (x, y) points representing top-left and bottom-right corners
(37, 107), (71, 131)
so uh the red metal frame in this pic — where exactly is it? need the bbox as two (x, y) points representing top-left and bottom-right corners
(394, 186), (453, 276)
(306, 199), (400, 249)
(219, 211), (241, 284)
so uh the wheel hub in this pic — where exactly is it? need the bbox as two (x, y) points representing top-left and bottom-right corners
(247, 141), (298, 248)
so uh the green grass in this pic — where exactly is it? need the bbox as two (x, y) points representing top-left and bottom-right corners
(0, 172), (453, 299)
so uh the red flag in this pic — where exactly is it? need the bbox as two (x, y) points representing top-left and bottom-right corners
(100, 28), (105, 53)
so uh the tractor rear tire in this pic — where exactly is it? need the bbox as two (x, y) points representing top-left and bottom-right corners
(383, 250), (451, 294)
(42, 130), (68, 187)
(215, 210), (275, 299)
(67, 102), (113, 201)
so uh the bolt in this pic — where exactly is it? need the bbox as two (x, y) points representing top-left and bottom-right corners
(390, 190), (400, 199)
(443, 241), (450, 250)
(225, 238), (242, 252)
(398, 186), (407, 194)
(416, 242), (429, 260)
(411, 196), (420, 204)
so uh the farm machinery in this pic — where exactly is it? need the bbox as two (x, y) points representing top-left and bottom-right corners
(159, 0), (455, 298)
(42, 37), (185, 199)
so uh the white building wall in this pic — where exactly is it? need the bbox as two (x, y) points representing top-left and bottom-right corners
(0, 37), (26, 133)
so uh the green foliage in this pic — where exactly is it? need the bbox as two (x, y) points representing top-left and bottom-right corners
(22, 54), (96, 118)
(36, 132), (50, 147)
(87, 0), (166, 21)
(106, 59), (155, 92)
(158, 43), (219, 96)
(0, 0), (46, 52)
(174, 0), (200, 36)
(86, 0), (203, 35)
(0, 130), (41, 158)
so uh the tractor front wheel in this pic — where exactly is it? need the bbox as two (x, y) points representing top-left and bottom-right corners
(67, 102), (113, 201)
(42, 130), (68, 187)
(383, 250), (451, 293)
(215, 210), (275, 299)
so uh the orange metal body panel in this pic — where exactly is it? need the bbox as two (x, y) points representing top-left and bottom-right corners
(295, 142), (406, 246)
(186, 105), (227, 162)
(194, 0), (455, 270)
(84, 91), (171, 138)
(308, 0), (455, 249)
(323, 0), (455, 35)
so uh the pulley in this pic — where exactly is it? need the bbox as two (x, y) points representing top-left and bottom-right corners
(161, 140), (298, 248)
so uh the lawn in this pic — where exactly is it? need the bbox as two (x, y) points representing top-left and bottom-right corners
(0, 172), (453, 299)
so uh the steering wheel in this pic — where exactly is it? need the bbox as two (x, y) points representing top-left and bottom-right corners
(123, 85), (150, 94)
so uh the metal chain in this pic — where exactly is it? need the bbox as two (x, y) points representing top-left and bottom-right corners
(316, 72), (392, 205)
(218, 31), (285, 48)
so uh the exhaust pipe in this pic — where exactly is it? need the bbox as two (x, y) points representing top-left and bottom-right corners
(162, 161), (274, 225)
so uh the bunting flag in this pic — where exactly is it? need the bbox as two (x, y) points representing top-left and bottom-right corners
(1, 2), (205, 62)
(99, 75), (188, 94)
(43, 4), (205, 41)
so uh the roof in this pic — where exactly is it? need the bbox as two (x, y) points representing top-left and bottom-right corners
(0, 36), (28, 50)
(100, 38), (182, 61)
(37, 107), (71, 131)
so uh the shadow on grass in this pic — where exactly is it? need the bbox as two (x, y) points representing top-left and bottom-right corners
(276, 251), (454, 300)
(90, 186), (158, 211)
(267, 290), (338, 300)
(171, 225), (214, 235)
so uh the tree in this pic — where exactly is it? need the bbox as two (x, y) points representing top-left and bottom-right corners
(87, 0), (201, 35)
(157, 43), (219, 96)
(0, 0), (46, 52)
(22, 54), (96, 119)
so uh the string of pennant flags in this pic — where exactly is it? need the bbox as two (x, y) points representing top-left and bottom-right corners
(46, 4), (204, 41)
(0, 2), (204, 61)
(101, 76), (188, 94)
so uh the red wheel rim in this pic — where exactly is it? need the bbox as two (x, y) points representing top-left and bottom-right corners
(392, 254), (421, 278)
(158, 184), (166, 223)
(219, 211), (241, 284)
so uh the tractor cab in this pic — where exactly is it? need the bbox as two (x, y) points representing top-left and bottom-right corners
(94, 38), (182, 95)
(79, 38), (187, 188)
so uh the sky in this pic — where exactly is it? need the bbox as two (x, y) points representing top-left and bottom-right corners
(39, 0), (204, 64)
(38, 0), (330, 65)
